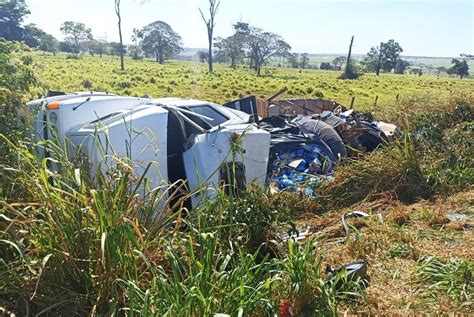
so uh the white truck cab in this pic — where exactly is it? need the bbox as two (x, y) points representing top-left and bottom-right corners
(66, 98), (271, 208)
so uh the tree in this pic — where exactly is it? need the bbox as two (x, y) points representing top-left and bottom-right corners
(214, 36), (233, 64)
(409, 68), (422, 76)
(436, 66), (447, 78)
(199, 0), (220, 73)
(131, 28), (140, 60)
(214, 22), (250, 68)
(59, 41), (75, 53)
(23, 24), (42, 47)
(214, 35), (244, 67)
(363, 39), (403, 75)
(287, 53), (299, 68)
(115, 0), (125, 70)
(60, 21), (93, 54)
(138, 21), (183, 64)
(320, 62), (332, 70)
(86, 39), (102, 56)
(108, 41), (126, 56)
(460, 53), (474, 60)
(38, 33), (59, 55)
(332, 56), (346, 70)
(448, 58), (469, 79)
(0, 0), (30, 41)
(0, 40), (37, 161)
(22, 24), (59, 54)
(95, 38), (108, 57)
(341, 36), (358, 79)
(196, 50), (208, 63)
(394, 58), (410, 74)
(300, 53), (309, 69)
(247, 27), (291, 75)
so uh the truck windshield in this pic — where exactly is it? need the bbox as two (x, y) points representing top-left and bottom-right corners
(182, 105), (228, 127)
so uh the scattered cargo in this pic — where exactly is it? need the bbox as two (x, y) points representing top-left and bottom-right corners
(224, 93), (399, 195)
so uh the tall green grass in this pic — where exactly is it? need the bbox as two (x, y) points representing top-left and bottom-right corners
(0, 137), (177, 314)
(1, 135), (364, 315)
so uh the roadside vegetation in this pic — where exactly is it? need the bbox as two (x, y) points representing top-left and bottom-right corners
(1, 40), (473, 315)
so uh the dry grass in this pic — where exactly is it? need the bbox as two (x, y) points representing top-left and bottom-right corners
(296, 189), (474, 314)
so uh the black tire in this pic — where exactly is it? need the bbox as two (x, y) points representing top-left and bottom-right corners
(301, 119), (347, 160)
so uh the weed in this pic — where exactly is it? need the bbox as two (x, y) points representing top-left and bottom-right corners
(413, 256), (473, 309)
(318, 132), (431, 209)
(388, 243), (415, 259)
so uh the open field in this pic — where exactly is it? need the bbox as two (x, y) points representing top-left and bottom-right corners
(2, 49), (474, 315)
(34, 53), (474, 114)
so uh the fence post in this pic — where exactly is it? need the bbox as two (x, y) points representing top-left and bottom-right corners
(350, 96), (355, 109)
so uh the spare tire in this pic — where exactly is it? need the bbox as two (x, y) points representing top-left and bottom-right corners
(300, 119), (347, 160)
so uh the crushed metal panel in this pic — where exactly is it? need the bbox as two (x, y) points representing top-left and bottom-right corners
(223, 96), (260, 123)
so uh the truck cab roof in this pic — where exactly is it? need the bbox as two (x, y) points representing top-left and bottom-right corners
(26, 91), (117, 110)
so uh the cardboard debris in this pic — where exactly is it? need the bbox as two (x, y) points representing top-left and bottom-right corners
(288, 159), (305, 169)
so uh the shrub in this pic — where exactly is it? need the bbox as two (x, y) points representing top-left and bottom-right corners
(66, 54), (81, 60)
(117, 80), (132, 89)
(0, 40), (37, 165)
(82, 79), (93, 88)
(314, 90), (324, 98)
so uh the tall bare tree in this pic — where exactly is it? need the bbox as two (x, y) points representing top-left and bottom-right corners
(199, 0), (220, 73)
(115, 0), (125, 70)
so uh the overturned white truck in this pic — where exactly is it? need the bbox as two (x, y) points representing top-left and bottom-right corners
(28, 93), (271, 208)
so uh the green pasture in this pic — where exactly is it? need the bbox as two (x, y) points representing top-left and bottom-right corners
(34, 53), (474, 112)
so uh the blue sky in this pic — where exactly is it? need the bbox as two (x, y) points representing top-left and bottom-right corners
(24, 0), (473, 57)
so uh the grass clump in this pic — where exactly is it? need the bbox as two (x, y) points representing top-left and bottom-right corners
(414, 105), (474, 193)
(318, 132), (431, 209)
(114, 232), (278, 316)
(414, 256), (473, 309)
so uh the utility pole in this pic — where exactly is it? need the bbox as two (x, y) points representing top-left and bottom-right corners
(344, 35), (354, 75)
(376, 42), (383, 75)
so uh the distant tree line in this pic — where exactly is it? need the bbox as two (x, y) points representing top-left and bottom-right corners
(0, 0), (470, 78)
